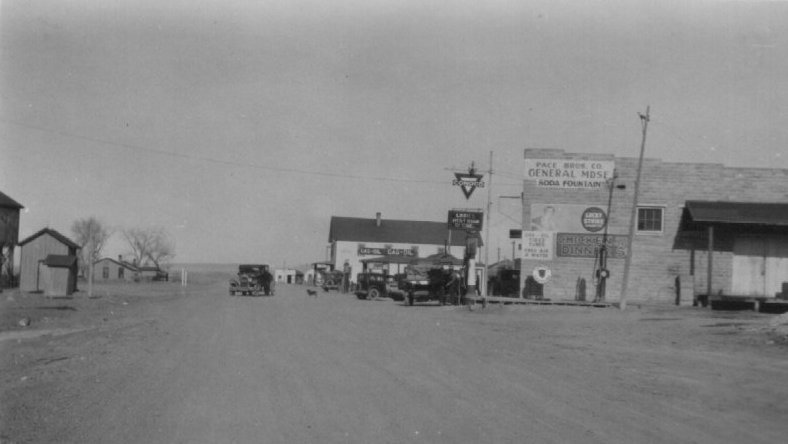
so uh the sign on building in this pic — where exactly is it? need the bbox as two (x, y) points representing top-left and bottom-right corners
(448, 209), (484, 231)
(555, 233), (628, 259)
(522, 231), (554, 260)
(530, 204), (608, 233)
(357, 246), (417, 256)
(525, 159), (615, 189)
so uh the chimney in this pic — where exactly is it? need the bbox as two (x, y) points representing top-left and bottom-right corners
(118, 255), (123, 262)
(376, 212), (382, 227)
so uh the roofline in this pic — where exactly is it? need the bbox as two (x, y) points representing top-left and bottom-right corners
(18, 227), (81, 249)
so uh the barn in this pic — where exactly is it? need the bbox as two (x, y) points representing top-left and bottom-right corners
(18, 227), (80, 294)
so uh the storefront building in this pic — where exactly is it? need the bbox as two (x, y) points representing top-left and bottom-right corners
(328, 213), (478, 284)
(521, 148), (788, 304)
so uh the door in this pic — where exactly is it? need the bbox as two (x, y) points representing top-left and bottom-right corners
(732, 236), (788, 297)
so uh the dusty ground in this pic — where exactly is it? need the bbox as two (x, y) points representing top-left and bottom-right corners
(1, 270), (788, 444)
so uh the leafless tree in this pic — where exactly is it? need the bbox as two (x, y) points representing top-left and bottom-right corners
(71, 217), (112, 277)
(122, 226), (175, 269)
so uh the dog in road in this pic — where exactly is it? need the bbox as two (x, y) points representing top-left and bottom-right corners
(306, 289), (318, 297)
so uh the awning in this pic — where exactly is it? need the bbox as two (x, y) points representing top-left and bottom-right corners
(674, 201), (788, 251)
(359, 255), (417, 265)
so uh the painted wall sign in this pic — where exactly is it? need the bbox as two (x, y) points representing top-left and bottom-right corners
(357, 246), (417, 257)
(525, 159), (615, 189)
(530, 204), (608, 233)
(555, 233), (628, 258)
(521, 231), (554, 260)
(448, 210), (484, 231)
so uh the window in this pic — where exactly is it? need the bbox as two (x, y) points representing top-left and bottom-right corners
(637, 207), (663, 233)
(102, 266), (109, 279)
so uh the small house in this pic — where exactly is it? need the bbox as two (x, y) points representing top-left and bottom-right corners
(93, 257), (138, 282)
(19, 228), (80, 293)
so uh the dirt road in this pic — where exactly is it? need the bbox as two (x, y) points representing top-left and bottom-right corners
(2, 276), (788, 443)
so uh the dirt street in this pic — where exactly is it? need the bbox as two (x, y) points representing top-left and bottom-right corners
(2, 271), (788, 444)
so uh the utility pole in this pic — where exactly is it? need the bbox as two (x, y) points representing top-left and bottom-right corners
(484, 150), (493, 302)
(594, 170), (619, 302)
(87, 237), (93, 298)
(620, 106), (650, 311)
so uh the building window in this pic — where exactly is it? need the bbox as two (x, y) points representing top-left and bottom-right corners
(637, 207), (664, 233)
(102, 266), (109, 279)
(118, 267), (125, 279)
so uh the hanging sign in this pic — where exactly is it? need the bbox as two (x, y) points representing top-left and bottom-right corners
(452, 165), (485, 199)
(448, 209), (484, 231)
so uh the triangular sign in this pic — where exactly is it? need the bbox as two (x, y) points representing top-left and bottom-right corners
(453, 171), (484, 199)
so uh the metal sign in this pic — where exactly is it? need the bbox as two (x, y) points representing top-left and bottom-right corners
(452, 165), (485, 199)
(448, 209), (484, 231)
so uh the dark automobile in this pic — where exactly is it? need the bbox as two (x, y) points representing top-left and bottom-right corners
(229, 264), (273, 296)
(399, 264), (463, 306)
(354, 272), (405, 301)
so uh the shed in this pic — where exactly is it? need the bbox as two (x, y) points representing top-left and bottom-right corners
(42, 254), (78, 296)
(18, 227), (80, 293)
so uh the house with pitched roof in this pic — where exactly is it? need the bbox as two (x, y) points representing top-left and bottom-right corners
(93, 256), (138, 282)
(328, 212), (480, 284)
(18, 227), (80, 294)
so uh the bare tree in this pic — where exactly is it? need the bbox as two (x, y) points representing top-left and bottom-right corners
(71, 217), (112, 277)
(122, 226), (175, 269)
(147, 229), (175, 269)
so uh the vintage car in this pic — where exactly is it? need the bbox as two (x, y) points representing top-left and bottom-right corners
(398, 255), (464, 306)
(354, 272), (405, 301)
(312, 262), (344, 292)
(229, 264), (273, 296)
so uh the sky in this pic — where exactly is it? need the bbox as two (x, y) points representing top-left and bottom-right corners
(2, 0), (788, 267)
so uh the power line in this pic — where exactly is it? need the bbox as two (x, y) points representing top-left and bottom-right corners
(0, 118), (448, 185)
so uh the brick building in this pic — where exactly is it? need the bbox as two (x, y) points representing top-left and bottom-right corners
(520, 148), (788, 304)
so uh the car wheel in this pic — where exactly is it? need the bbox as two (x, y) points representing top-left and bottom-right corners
(368, 288), (381, 300)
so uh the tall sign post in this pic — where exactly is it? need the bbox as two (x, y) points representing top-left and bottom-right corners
(451, 161), (491, 305)
(448, 209), (483, 305)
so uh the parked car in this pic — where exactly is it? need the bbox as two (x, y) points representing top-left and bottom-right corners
(354, 272), (405, 301)
(230, 264), (273, 296)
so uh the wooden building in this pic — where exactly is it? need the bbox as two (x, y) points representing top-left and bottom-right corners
(0, 190), (23, 288)
(19, 228), (80, 293)
(94, 257), (138, 282)
(41, 254), (78, 296)
(328, 212), (480, 286)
